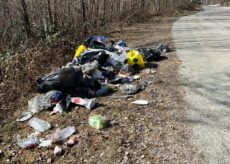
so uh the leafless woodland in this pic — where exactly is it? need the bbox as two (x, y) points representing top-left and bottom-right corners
(1, 0), (229, 50)
(0, 0), (194, 47)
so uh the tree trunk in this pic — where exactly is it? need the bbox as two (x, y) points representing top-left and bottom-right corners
(81, 0), (87, 34)
(20, 0), (31, 37)
(46, 0), (53, 33)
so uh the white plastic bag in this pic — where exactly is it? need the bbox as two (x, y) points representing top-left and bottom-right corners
(28, 91), (57, 114)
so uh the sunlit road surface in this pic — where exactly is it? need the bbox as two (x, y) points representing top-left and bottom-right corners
(173, 5), (230, 164)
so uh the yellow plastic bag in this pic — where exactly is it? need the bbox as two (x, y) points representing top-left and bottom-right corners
(127, 50), (145, 68)
(74, 45), (87, 58)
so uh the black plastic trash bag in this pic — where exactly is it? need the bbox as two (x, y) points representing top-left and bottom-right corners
(68, 87), (96, 99)
(84, 36), (107, 49)
(138, 48), (161, 62)
(79, 50), (110, 66)
(36, 67), (83, 93)
(81, 77), (101, 90)
(156, 44), (170, 53)
(138, 44), (170, 62)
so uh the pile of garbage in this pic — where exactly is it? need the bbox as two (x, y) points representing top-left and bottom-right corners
(16, 36), (169, 154)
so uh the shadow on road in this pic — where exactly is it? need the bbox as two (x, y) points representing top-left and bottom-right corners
(180, 71), (230, 130)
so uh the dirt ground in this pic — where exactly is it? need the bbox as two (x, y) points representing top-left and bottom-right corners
(0, 14), (200, 163)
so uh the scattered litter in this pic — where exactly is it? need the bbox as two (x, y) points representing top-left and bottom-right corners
(74, 106), (79, 110)
(144, 80), (152, 85)
(117, 73), (128, 78)
(50, 91), (62, 105)
(119, 84), (142, 95)
(28, 131), (41, 137)
(16, 35), (169, 152)
(92, 70), (104, 79)
(66, 135), (78, 147)
(0, 150), (3, 158)
(36, 67), (83, 93)
(48, 126), (76, 142)
(17, 136), (39, 149)
(120, 64), (135, 74)
(54, 146), (63, 156)
(49, 102), (64, 115)
(138, 44), (169, 62)
(132, 100), (149, 105)
(156, 44), (170, 53)
(141, 80), (152, 89)
(133, 75), (141, 80)
(28, 91), (58, 114)
(81, 60), (98, 75)
(144, 68), (156, 74)
(89, 115), (109, 130)
(71, 97), (96, 110)
(39, 139), (52, 147)
(109, 95), (133, 99)
(28, 117), (51, 132)
(16, 112), (32, 122)
(111, 51), (128, 63)
(74, 45), (87, 58)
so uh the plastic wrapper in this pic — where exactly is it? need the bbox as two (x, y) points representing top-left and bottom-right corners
(17, 136), (39, 149)
(28, 91), (57, 114)
(28, 117), (51, 132)
(48, 126), (76, 142)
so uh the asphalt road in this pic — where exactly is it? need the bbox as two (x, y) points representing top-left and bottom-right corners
(172, 5), (230, 164)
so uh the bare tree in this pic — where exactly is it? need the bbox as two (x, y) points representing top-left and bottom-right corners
(0, 0), (197, 47)
(19, 0), (31, 37)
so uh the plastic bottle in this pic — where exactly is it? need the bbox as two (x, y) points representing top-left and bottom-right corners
(49, 126), (76, 142)
(113, 52), (128, 63)
(17, 136), (39, 149)
(28, 117), (51, 132)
